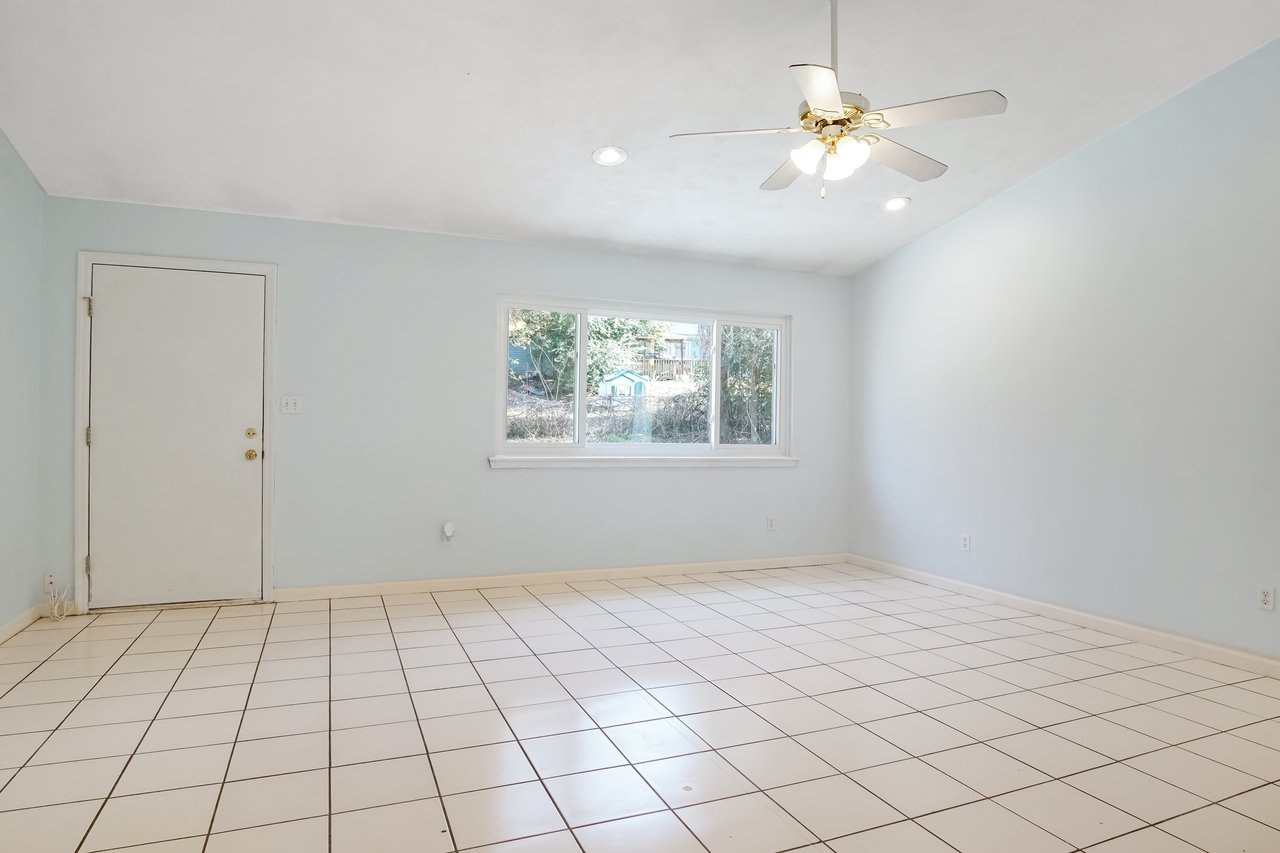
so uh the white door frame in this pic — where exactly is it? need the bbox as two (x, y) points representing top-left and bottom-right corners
(74, 251), (278, 612)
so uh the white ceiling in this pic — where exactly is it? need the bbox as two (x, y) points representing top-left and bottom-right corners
(2, 1), (1277, 275)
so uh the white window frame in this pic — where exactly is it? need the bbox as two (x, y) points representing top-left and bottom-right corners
(490, 295), (796, 469)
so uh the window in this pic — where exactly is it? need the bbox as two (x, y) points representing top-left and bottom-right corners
(496, 298), (792, 467)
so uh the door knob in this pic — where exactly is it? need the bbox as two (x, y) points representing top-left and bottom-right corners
(245, 449), (258, 461)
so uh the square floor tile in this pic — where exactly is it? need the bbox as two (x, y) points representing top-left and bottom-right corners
(238, 701), (328, 740)
(206, 816), (329, 853)
(987, 729), (1110, 777)
(1160, 804), (1280, 853)
(714, 674), (803, 705)
(1064, 763), (1208, 823)
(749, 697), (851, 735)
(524, 729), (626, 777)
(83, 784), (221, 851)
(1100, 704), (1215, 745)
(443, 781), (567, 849)
(794, 724), (909, 772)
(605, 717), (709, 762)
(0, 755), (127, 810)
(863, 712), (974, 756)
(579, 690), (672, 727)
(918, 800), (1072, 853)
(923, 743), (1050, 796)
(115, 743), (233, 795)
(138, 712), (240, 753)
(0, 799), (103, 852)
(677, 792), (819, 853)
(996, 780), (1144, 847)
(32, 719), (149, 764)
(1046, 716), (1165, 760)
(636, 750), (755, 807)
(332, 720), (425, 766)
(985, 691), (1087, 726)
(926, 701), (1033, 741)
(432, 741), (537, 795)
(1221, 784), (1280, 830)
(678, 707), (785, 748)
(851, 758), (983, 817)
(330, 754), (438, 812)
(212, 768), (329, 832)
(816, 688), (913, 723)
(827, 820), (958, 853)
(575, 809), (703, 852)
(332, 692), (416, 730)
(1083, 826), (1203, 852)
(228, 731), (328, 780)
(1126, 746), (1263, 800)
(503, 700), (595, 739)
(545, 765), (665, 826)
(332, 797), (453, 853)
(1180, 732), (1280, 781)
(768, 775), (903, 839)
(421, 710), (514, 751)
(647, 682), (740, 716)
(720, 736), (837, 788)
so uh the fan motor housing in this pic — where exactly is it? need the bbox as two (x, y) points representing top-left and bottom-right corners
(799, 91), (871, 131)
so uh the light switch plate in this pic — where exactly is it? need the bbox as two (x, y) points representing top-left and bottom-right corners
(281, 395), (302, 414)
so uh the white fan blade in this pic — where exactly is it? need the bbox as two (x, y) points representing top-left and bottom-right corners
(790, 64), (844, 118)
(760, 157), (802, 191)
(866, 90), (1007, 129)
(670, 127), (805, 139)
(865, 136), (947, 181)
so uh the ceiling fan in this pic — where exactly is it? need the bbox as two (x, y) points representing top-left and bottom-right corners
(671, 0), (1008, 194)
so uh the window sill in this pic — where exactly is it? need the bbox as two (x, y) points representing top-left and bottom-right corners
(488, 454), (799, 469)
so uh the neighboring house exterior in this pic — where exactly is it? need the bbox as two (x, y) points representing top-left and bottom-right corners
(598, 369), (647, 397)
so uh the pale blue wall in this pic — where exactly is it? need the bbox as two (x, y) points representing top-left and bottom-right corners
(39, 202), (853, 593)
(0, 128), (45, 627)
(848, 41), (1280, 656)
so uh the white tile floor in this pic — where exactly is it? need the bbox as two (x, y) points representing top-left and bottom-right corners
(0, 563), (1277, 852)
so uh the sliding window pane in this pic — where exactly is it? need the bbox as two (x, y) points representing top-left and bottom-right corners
(586, 316), (711, 444)
(506, 308), (577, 442)
(719, 325), (777, 445)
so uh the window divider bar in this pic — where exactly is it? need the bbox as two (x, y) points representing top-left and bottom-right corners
(575, 310), (588, 447)
(709, 319), (720, 449)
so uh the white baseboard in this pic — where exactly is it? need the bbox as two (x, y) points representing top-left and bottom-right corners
(847, 553), (1280, 679)
(0, 604), (44, 645)
(274, 553), (850, 602)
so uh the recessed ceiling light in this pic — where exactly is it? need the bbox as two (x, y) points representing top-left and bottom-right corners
(883, 196), (911, 212)
(592, 146), (627, 166)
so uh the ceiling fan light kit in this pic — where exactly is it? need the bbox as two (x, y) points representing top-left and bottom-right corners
(670, 0), (1008, 196)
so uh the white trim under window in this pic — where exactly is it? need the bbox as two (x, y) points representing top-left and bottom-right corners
(490, 295), (795, 469)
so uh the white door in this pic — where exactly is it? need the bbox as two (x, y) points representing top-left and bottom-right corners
(88, 264), (266, 607)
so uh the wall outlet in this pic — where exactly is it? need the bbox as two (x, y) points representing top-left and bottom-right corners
(960, 533), (971, 552)
(1260, 586), (1276, 612)
(280, 395), (303, 414)
(45, 573), (55, 596)
(766, 516), (776, 531)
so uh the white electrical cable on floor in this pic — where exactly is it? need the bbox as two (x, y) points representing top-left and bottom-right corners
(47, 585), (71, 620)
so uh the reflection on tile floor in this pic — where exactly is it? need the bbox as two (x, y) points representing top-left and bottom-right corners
(0, 563), (1278, 851)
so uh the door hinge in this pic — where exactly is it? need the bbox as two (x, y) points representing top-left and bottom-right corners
(85, 426), (92, 446)
(85, 296), (94, 317)
(84, 554), (91, 574)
